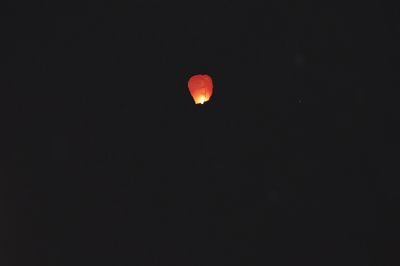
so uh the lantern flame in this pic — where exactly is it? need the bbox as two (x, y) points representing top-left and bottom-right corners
(199, 95), (206, 104)
(193, 94), (207, 104)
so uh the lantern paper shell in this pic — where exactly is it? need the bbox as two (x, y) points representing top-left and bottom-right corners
(188, 74), (213, 104)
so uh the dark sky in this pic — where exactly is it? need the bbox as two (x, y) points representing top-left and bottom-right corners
(0, 2), (398, 265)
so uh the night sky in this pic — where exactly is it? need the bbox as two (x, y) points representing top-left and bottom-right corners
(1, 2), (398, 265)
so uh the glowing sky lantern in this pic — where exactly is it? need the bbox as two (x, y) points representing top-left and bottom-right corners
(188, 74), (213, 104)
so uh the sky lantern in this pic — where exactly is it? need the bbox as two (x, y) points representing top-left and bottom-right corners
(188, 74), (213, 104)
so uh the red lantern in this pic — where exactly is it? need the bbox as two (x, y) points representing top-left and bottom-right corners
(188, 74), (213, 104)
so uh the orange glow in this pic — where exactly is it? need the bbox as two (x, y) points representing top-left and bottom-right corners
(188, 74), (213, 104)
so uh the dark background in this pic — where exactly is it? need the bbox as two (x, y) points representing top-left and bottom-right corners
(0, 2), (398, 265)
